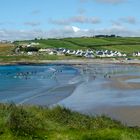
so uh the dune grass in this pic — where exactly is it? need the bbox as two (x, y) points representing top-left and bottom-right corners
(0, 104), (140, 140)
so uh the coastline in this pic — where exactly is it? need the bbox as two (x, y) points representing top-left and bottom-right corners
(0, 59), (140, 66)
(20, 83), (78, 106)
(1, 60), (140, 127)
(86, 105), (140, 127)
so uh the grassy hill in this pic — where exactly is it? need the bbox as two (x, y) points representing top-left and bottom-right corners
(0, 43), (14, 55)
(0, 104), (140, 140)
(0, 37), (140, 62)
(63, 37), (140, 54)
(15, 37), (140, 54)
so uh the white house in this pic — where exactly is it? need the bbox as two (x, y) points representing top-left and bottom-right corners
(66, 50), (76, 55)
(76, 50), (83, 56)
(133, 52), (140, 56)
(39, 48), (51, 53)
(27, 52), (33, 55)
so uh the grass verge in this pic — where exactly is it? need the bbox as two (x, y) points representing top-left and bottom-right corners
(0, 104), (140, 140)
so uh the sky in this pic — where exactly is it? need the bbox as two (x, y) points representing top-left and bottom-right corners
(0, 0), (140, 40)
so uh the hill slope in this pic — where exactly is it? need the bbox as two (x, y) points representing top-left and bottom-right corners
(15, 37), (140, 54)
(0, 104), (140, 140)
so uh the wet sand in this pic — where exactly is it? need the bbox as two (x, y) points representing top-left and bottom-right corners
(1, 63), (140, 127)
(104, 75), (140, 90)
(88, 106), (140, 127)
(91, 75), (140, 126)
(21, 84), (78, 106)
(58, 64), (140, 127)
(0, 59), (140, 66)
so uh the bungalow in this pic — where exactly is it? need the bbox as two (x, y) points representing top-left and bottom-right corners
(84, 50), (94, 58)
(39, 48), (52, 53)
(49, 50), (57, 55)
(30, 42), (39, 46)
(133, 52), (140, 57)
(76, 50), (83, 57)
(96, 51), (106, 57)
(66, 50), (76, 55)
(27, 52), (33, 55)
(95, 50), (126, 58)
(84, 52), (94, 58)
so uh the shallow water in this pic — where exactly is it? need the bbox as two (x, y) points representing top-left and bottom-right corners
(126, 78), (140, 83)
(59, 64), (140, 108)
(0, 64), (79, 104)
(1, 63), (140, 126)
(57, 64), (140, 126)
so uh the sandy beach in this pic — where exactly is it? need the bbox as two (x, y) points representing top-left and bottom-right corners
(21, 84), (78, 106)
(103, 75), (140, 90)
(0, 59), (140, 66)
(1, 62), (140, 127)
(87, 105), (140, 127)
(56, 63), (140, 126)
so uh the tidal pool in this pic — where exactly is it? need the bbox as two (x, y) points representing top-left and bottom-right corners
(0, 63), (140, 126)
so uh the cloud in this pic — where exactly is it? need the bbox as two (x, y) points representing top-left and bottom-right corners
(77, 8), (87, 15)
(111, 20), (122, 26)
(71, 16), (101, 24)
(48, 18), (70, 25)
(31, 10), (41, 15)
(24, 21), (41, 27)
(80, 0), (126, 4)
(49, 16), (101, 25)
(92, 25), (136, 36)
(0, 25), (140, 41)
(0, 29), (47, 40)
(111, 16), (138, 25)
(96, 0), (125, 4)
(72, 26), (81, 32)
(47, 25), (140, 38)
(119, 16), (137, 24)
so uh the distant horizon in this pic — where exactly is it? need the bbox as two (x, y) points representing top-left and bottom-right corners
(1, 34), (140, 42)
(0, 0), (139, 40)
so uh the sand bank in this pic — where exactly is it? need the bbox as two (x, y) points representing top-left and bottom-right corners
(20, 84), (78, 106)
(103, 75), (140, 90)
(0, 59), (140, 66)
(90, 106), (140, 127)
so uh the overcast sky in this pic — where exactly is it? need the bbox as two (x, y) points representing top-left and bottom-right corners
(0, 0), (139, 40)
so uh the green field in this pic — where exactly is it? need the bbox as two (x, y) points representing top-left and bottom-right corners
(0, 38), (140, 139)
(0, 104), (140, 140)
(63, 37), (140, 53)
(0, 37), (140, 62)
(15, 37), (140, 54)
(0, 43), (78, 62)
(0, 43), (14, 55)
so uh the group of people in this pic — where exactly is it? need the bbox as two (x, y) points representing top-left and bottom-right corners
(0, 68), (64, 80)
(81, 66), (112, 81)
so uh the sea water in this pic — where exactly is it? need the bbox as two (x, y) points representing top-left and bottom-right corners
(1, 64), (140, 107)
(58, 64), (140, 111)
(0, 64), (79, 104)
(1, 63), (140, 126)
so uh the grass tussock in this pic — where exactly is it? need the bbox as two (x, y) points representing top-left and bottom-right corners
(8, 104), (39, 136)
(0, 104), (140, 140)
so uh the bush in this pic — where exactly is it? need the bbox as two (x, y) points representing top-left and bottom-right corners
(7, 105), (38, 136)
